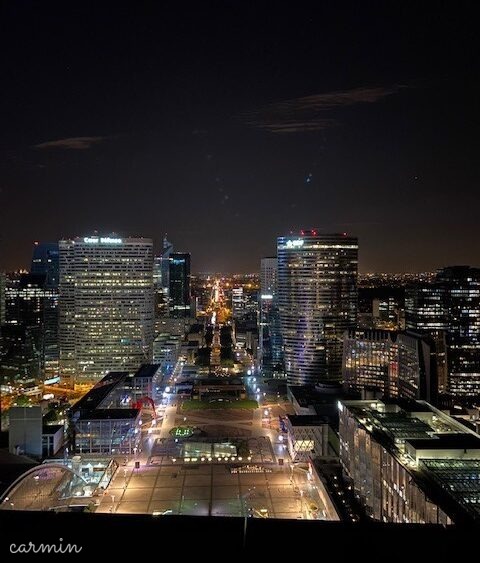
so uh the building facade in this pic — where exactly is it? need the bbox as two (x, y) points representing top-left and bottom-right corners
(285, 415), (330, 461)
(153, 237), (173, 318)
(339, 399), (480, 525)
(259, 257), (283, 375)
(69, 371), (142, 454)
(406, 266), (480, 398)
(439, 266), (480, 397)
(169, 252), (191, 318)
(0, 272), (6, 325)
(4, 273), (58, 379)
(342, 329), (437, 402)
(31, 242), (60, 288)
(59, 236), (154, 384)
(277, 231), (358, 386)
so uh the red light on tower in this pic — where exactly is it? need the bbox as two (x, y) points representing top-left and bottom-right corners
(312, 230), (317, 236)
(300, 230), (304, 235)
(343, 232), (347, 236)
(34, 241), (39, 245)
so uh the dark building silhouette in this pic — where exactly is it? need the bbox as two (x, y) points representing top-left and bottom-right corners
(169, 253), (191, 318)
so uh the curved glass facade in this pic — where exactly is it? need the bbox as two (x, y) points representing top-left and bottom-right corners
(277, 232), (358, 385)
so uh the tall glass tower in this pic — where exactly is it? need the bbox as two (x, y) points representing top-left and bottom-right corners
(153, 237), (173, 317)
(277, 231), (358, 386)
(31, 242), (59, 288)
(406, 266), (480, 399)
(259, 257), (283, 375)
(438, 266), (480, 397)
(169, 252), (191, 318)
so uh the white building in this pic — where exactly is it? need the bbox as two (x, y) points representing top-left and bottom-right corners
(59, 236), (154, 384)
(285, 415), (330, 461)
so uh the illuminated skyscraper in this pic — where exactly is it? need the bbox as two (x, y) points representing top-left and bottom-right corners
(438, 266), (480, 397)
(342, 329), (437, 402)
(406, 266), (480, 398)
(0, 273), (5, 324)
(30, 242), (60, 378)
(31, 242), (59, 288)
(405, 283), (448, 392)
(153, 237), (173, 318)
(259, 257), (283, 374)
(232, 287), (245, 319)
(59, 236), (154, 384)
(169, 252), (191, 318)
(277, 231), (358, 386)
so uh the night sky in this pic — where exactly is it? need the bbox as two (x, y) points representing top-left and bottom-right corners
(1, 1), (479, 273)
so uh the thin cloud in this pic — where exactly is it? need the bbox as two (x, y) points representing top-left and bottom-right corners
(33, 136), (111, 150)
(242, 85), (407, 133)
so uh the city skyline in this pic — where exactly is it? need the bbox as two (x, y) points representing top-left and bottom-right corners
(1, 3), (480, 273)
(3, 231), (480, 276)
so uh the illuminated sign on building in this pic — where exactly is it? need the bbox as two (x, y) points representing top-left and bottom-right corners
(83, 237), (123, 244)
(261, 294), (274, 300)
(286, 239), (304, 248)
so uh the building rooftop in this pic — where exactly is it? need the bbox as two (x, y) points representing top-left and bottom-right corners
(70, 372), (129, 414)
(287, 415), (329, 427)
(77, 408), (139, 421)
(342, 399), (480, 524)
(420, 459), (480, 521)
(134, 364), (161, 379)
(407, 434), (480, 450)
(42, 425), (64, 435)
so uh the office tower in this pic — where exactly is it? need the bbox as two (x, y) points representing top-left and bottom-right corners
(31, 242), (60, 288)
(406, 266), (480, 398)
(169, 252), (191, 318)
(4, 273), (58, 379)
(372, 295), (402, 329)
(153, 237), (173, 318)
(0, 324), (40, 383)
(339, 399), (480, 525)
(259, 257), (283, 375)
(405, 283), (448, 392)
(0, 272), (5, 324)
(342, 329), (437, 402)
(277, 231), (358, 386)
(30, 242), (60, 377)
(59, 236), (154, 385)
(438, 266), (480, 397)
(232, 287), (244, 319)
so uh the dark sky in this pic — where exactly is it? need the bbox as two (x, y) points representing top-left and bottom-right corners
(1, 1), (479, 273)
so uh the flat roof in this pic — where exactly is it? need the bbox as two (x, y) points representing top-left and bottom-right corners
(407, 434), (480, 450)
(420, 459), (480, 521)
(77, 408), (139, 421)
(71, 372), (129, 413)
(134, 364), (161, 379)
(287, 415), (329, 427)
(42, 425), (63, 435)
(342, 399), (480, 524)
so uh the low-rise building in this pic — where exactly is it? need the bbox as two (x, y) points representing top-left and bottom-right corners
(339, 399), (480, 524)
(132, 363), (161, 399)
(69, 372), (141, 455)
(342, 329), (437, 403)
(285, 415), (330, 461)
